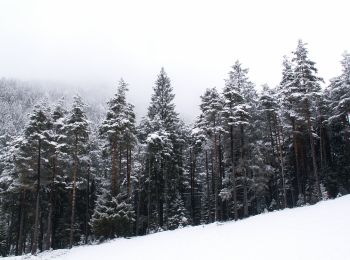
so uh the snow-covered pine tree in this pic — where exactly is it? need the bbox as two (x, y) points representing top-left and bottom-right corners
(122, 102), (137, 197)
(291, 40), (323, 202)
(140, 68), (185, 231)
(90, 188), (135, 240)
(100, 79), (127, 196)
(93, 79), (137, 240)
(186, 124), (203, 225)
(0, 207), (7, 257)
(326, 52), (350, 194)
(66, 95), (90, 248)
(190, 122), (210, 224)
(81, 132), (100, 245)
(259, 85), (288, 208)
(329, 52), (350, 123)
(100, 79), (137, 196)
(277, 55), (305, 200)
(222, 62), (247, 220)
(168, 192), (189, 229)
(19, 102), (52, 255)
(0, 135), (30, 256)
(44, 99), (69, 250)
(196, 87), (223, 222)
(222, 61), (253, 218)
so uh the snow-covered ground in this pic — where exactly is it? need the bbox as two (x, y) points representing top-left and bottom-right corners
(6, 195), (350, 260)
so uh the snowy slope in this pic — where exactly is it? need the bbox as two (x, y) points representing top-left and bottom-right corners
(6, 196), (350, 260)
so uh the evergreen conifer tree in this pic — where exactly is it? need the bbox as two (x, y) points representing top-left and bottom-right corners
(291, 40), (323, 201)
(67, 95), (90, 248)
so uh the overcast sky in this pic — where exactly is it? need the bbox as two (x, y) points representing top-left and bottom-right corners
(0, 0), (349, 120)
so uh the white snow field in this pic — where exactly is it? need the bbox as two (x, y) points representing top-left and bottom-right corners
(6, 195), (350, 260)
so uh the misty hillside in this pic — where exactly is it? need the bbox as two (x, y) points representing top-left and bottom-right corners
(5, 195), (350, 260)
(0, 40), (349, 258)
(0, 78), (117, 136)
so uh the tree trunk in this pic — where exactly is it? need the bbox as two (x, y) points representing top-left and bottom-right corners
(147, 152), (151, 233)
(6, 209), (14, 256)
(268, 114), (277, 158)
(211, 151), (215, 210)
(85, 163), (90, 244)
(16, 190), (25, 255)
(163, 159), (168, 229)
(119, 148), (122, 194)
(69, 134), (78, 248)
(127, 147), (131, 196)
(230, 125), (238, 221)
(39, 209), (43, 252)
(218, 135), (224, 220)
(205, 150), (211, 223)
(158, 160), (164, 228)
(31, 138), (41, 255)
(291, 117), (303, 196)
(319, 114), (325, 171)
(275, 115), (287, 208)
(305, 100), (321, 199)
(190, 148), (195, 224)
(135, 156), (144, 235)
(46, 155), (57, 250)
(46, 190), (53, 250)
(240, 125), (248, 218)
(111, 140), (118, 196)
(213, 120), (219, 221)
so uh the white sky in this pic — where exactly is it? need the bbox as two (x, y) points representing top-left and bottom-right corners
(0, 0), (349, 121)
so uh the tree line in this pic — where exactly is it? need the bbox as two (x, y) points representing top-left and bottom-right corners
(0, 40), (349, 256)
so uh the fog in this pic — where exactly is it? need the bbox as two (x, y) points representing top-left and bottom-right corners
(1, 0), (349, 121)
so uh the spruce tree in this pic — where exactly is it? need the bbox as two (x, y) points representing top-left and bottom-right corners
(94, 79), (137, 240)
(20, 103), (52, 255)
(100, 79), (136, 196)
(291, 40), (323, 201)
(90, 188), (135, 240)
(195, 87), (223, 222)
(259, 85), (288, 208)
(223, 61), (253, 218)
(67, 95), (90, 248)
(326, 52), (350, 193)
(278, 55), (304, 199)
(141, 68), (183, 231)
(168, 193), (189, 229)
(45, 100), (68, 250)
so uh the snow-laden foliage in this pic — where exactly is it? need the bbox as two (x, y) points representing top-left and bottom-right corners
(0, 40), (350, 257)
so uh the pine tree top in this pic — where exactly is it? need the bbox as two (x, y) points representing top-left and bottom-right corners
(147, 68), (179, 133)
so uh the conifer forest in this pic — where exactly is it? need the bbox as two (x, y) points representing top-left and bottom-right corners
(0, 40), (350, 257)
